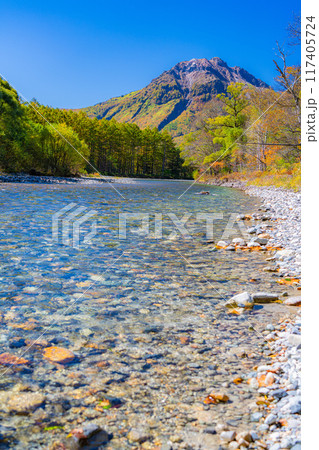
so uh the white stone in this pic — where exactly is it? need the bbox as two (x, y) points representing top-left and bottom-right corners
(217, 240), (229, 247)
(265, 413), (277, 425)
(232, 237), (246, 246)
(284, 297), (301, 306)
(220, 430), (236, 442)
(288, 335), (301, 347)
(247, 241), (261, 248)
(225, 292), (254, 309)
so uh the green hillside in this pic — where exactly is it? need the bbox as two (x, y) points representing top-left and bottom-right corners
(79, 57), (269, 141)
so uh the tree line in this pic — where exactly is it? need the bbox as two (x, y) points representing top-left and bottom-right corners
(180, 17), (301, 186)
(0, 80), (188, 179)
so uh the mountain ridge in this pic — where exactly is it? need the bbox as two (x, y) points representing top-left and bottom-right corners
(80, 57), (269, 140)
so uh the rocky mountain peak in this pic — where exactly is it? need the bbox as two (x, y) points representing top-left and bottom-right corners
(81, 57), (269, 139)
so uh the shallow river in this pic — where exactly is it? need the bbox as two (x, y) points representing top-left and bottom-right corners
(0, 180), (290, 449)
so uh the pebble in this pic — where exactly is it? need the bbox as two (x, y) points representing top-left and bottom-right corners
(247, 241), (261, 248)
(65, 423), (110, 448)
(258, 387), (269, 395)
(264, 414), (277, 425)
(291, 444), (301, 450)
(220, 430), (236, 442)
(216, 423), (229, 432)
(264, 372), (275, 386)
(288, 335), (301, 347)
(269, 444), (280, 450)
(0, 352), (29, 366)
(203, 427), (216, 435)
(232, 237), (246, 246)
(272, 389), (287, 399)
(127, 429), (150, 443)
(251, 236), (268, 245)
(8, 337), (26, 348)
(216, 240), (229, 247)
(250, 412), (263, 422)
(289, 399), (301, 414)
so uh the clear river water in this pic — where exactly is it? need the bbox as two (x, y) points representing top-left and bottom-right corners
(0, 180), (290, 449)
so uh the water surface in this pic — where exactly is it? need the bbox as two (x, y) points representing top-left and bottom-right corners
(0, 180), (288, 448)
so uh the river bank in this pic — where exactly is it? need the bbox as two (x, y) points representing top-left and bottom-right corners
(235, 185), (301, 450)
(0, 173), (189, 185)
(0, 173), (115, 185)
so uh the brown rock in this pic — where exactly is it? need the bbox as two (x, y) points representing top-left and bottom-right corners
(43, 346), (75, 364)
(0, 352), (29, 366)
(236, 431), (253, 443)
(8, 392), (45, 414)
(204, 392), (229, 404)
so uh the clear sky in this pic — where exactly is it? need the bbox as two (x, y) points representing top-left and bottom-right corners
(0, 0), (300, 109)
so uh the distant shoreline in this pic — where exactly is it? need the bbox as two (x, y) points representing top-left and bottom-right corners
(0, 173), (195, 185)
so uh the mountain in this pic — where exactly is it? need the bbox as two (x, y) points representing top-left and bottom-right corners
(80, 57), (269, 142)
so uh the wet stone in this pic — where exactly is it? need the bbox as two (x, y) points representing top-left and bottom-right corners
(127, 429), (150, 443)
(8, 337), (26, 348)
(0, 352), (29, 366)
(252, 292), (279, 303)
(43, 347), (75, 364)
(7, 392), (45, 414)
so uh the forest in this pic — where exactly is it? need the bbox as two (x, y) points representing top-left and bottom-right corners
(180, 18), (301, 189)
(0, 81), (187, 179)
(0, 18), (300, 186)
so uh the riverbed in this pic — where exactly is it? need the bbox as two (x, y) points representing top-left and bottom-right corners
(0, 180), (297, 449)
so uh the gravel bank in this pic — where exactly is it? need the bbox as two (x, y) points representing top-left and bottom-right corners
(243, 186), (301, 450)
(0, 173), (115, 185)
(244, 186), (301, 279)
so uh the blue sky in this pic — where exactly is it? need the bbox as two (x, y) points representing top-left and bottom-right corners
(0, 0), (300, 109)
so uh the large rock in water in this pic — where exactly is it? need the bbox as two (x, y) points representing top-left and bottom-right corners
(252, 292), (279, 303)
(225, 292), (254, 309)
